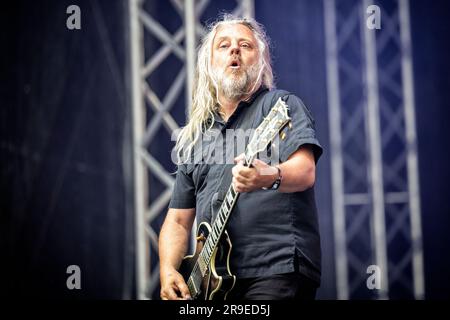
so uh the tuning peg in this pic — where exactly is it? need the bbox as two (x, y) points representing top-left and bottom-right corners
(288, 121), (292, 129)
(281, 132), (286, 140)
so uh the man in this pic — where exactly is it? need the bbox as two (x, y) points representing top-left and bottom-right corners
(159, 15), (323, 300)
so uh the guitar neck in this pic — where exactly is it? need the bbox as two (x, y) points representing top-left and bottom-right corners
(195, 154), (255, 276)
(194, 186), (237, 276)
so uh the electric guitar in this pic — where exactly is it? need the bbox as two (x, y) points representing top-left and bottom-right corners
(178, 96), (292, 300)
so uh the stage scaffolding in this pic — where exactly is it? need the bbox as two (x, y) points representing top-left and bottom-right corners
(324, 0), (424, 299)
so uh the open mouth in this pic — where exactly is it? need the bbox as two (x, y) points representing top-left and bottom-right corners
(229, 60), (241, 69)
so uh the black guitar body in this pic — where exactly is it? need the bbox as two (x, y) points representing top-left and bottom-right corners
(179, 222), (236, 300)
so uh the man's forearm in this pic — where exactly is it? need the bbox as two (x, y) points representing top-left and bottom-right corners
(277, 155), (315, 193)
(159, 216), (192, 272)
(233, 147), (316, 193)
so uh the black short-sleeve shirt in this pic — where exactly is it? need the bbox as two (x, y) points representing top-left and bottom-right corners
(169, 87), (323, 285)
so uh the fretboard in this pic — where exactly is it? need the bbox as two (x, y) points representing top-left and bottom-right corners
(194, 154), (255, 277)
(196, 184), (237, 275)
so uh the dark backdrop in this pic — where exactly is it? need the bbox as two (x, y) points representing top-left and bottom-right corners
(1, 0), (449, 299)
(0, 0), (134, 299)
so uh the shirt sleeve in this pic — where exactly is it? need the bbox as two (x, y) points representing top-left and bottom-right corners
(278, 94), (323, 163)
(168, 164), (196, 209)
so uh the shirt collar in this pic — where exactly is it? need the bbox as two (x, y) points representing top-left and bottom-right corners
(241, 85), (269, 106)
(212, 86), (269, 124)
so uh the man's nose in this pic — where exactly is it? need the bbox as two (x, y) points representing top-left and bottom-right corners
(230, 43), (240, 55)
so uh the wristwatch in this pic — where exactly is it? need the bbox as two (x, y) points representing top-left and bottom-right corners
(262, 166), (282, 190)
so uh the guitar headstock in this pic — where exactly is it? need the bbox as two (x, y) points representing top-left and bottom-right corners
(245, 97), (291, 162)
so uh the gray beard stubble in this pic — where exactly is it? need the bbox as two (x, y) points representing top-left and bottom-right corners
(213, 62), (261, 101)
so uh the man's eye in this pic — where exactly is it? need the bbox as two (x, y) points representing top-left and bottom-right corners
(241, 43), (251, 48)
(219, 44), (229, 48)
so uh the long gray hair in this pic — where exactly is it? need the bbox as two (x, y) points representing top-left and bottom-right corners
(174, 14), (274, 163)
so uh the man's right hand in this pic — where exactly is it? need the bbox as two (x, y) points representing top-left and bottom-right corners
(160, 268), (192, 300)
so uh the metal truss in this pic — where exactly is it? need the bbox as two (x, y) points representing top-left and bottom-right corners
(128, 0), (254, 300)
(324, 0), (424, 299)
